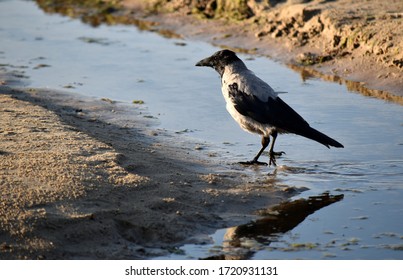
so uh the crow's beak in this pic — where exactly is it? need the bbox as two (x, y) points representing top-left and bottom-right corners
(195, 56), (212, 67)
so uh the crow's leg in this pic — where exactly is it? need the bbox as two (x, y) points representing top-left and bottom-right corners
(268, 131), (285, 166)
(239, 136), (270, 166)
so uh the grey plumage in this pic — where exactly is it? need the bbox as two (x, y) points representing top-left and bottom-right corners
(196, 49), (343, 166)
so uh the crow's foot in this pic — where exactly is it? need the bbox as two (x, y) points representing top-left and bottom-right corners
(269, 151), (285, 166)
(239, 160), (268, 166)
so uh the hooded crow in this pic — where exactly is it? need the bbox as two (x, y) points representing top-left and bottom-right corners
(196, 49), (343, 166)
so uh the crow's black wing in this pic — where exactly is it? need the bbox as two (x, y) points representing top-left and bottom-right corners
(228, 83), (309, 134)
(228, 83), (344, 148)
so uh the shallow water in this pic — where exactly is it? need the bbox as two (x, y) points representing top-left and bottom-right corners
(1, 0), (402, 259)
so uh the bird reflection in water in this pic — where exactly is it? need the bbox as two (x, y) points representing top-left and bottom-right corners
(204, 192), (344, 260)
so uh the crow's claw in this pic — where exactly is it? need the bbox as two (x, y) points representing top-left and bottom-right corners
(269, 151), (285, 166)
(239, 160), (268, 166)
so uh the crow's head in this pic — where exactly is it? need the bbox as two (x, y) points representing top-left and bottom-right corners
(196, 49), (240, 76)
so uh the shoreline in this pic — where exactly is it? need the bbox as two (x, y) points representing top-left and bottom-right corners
(1, 0), (401, 260)
(122, 0), (402, 102)
(0, 78), (297, 259)
(34, 0), (403, 102)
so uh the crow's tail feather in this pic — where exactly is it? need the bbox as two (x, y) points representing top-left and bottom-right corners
(298, 127), (344, 148)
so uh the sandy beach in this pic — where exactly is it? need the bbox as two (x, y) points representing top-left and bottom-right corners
(1, 74), (299, 259)
(1, 0), (402, 259)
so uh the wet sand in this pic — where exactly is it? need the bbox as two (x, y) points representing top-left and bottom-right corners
(0, 74), (297, 259)
(1, 0), (402, 259)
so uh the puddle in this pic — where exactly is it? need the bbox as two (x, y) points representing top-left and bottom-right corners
(1, 0), (402, 259)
